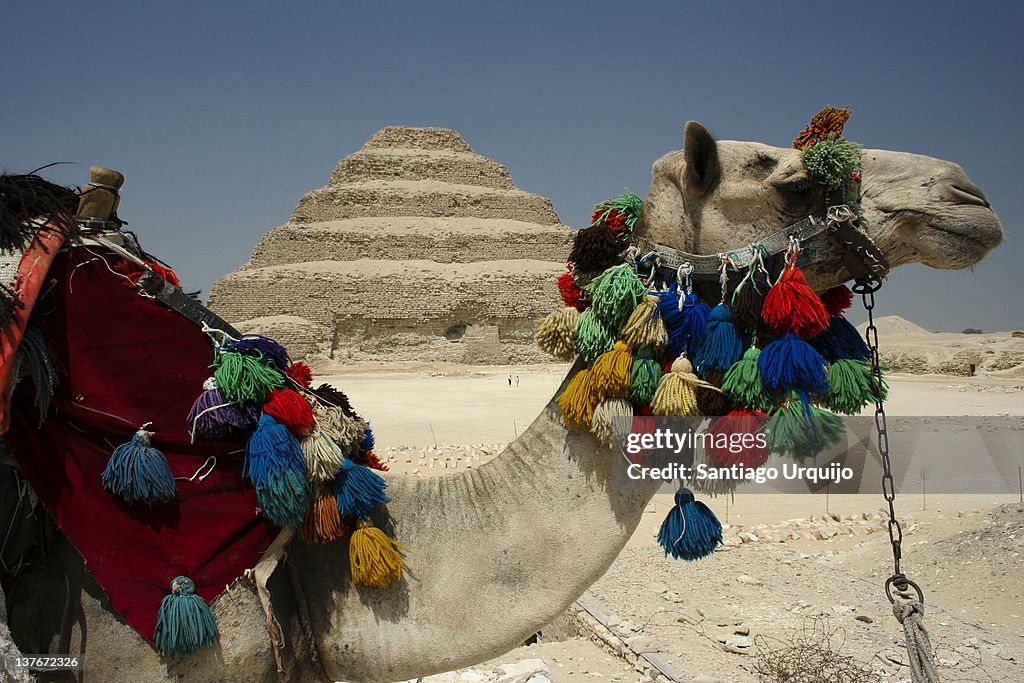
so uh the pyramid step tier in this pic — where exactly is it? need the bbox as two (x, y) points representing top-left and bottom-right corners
(292, 180), (560, 225)
(247, 218), (572, 268)
(329, 149), (514, 190)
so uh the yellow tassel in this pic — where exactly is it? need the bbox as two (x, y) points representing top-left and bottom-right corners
(303, 487), (347, 544)
(622, 295), (667, 350)
(349, 521), (408, 588)
(591, 398), (634, 446)
(535, 307), (580, 361)
(590, 341), (632, 399)
(651, 358), (720, 416)
(556, 367), (599, 428)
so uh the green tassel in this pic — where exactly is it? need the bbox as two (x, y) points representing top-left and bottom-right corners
(629, 348), (663, 406)
(721, 347), (772, 411)
(584, 264), (646, 330)
(576, 309), (615, 362)
(592, 191), (645, 232)
(827, 359), (888, 415)
(154, 576), (218, 658)
(765, 394), (844, 460)
(212, 350), (285, 404)
(799, 133), (863, 190)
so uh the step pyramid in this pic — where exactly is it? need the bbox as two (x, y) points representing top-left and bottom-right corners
(208, 126), (573, 365)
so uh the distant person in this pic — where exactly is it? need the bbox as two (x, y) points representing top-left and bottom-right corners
(508, 375), (512, 387)
(515, 375), (520, 387)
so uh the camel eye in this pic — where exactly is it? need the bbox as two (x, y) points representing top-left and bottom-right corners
(777, 177), (814, 195)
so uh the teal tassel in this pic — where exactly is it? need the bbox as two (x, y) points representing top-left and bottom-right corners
(101, 426), (176, 504)
(257, 468), (310, 528)
(693, 304), (744, 376)
(332, 458), (390, 520)
(154, 576), (218, 658)
(657, 488), (722, 560)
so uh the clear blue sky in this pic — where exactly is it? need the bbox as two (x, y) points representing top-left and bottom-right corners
(3, 2), (1021, 332)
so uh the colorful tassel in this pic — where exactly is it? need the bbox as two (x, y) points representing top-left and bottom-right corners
(154, 576), (218, 658)
(591, 341), (632, 399)
(696, 381), (732, 417)
(721, 347), (773, 412)
(576, 308), (615, 362)
(212, 350), (285, 404)
(629, 349), (663, 406)
(187, 377), (258, 440)
(302, 485), (347, 544)
(225, 334), (291, 372)
(333, 458), (390, 520)
(301, 429), (345, 481)
(679, 292), (711, 359)
(694, 304), (743, 377)
(557, 270), (588, 312)
(264, 388), (317, 437)
(102, 426), (176, 504)
(827, 359), (888, 415)
(690, 443), (740, 498)
(761, 265), (829, 338)
(359, 426), (375, 455)
(621, 295), (667, 350)
(655, 286), (687, 357)
(758, 333), (829, 396)
(317, 405), (365, 451)
(286, 361), (314, 388)
(819, 284), (855, 317)
(731, 275), (766, 334)
(556, 367), (600, 428)
(764, 395), (844, 460)
(244, 414), (310, 528)
(811, 315), (871, 362)
(591, 192), (644, 234)
(657, 488), (723, 561)
(585, 263), (647, 330)
(358, 451), (389, 472)
(704, 409), (770, 468)
(535, 307), (581, 361)
(651, 358), (718, 417)
(349, 521), (407, 588)
(591, 398), (633, 446)
(569, 224), (624, 274)
(311, 382), (356, 417)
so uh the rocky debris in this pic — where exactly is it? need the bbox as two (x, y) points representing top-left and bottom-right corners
(721, 510), (904, 546)
(380, 443), (506, 474)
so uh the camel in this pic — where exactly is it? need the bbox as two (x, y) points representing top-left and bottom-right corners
(2, 120), (1003, 682)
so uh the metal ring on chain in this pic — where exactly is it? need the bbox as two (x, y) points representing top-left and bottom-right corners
(885, 575), (924, 605)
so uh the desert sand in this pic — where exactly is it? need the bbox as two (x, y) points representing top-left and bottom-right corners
(323, 361), (1024, 682)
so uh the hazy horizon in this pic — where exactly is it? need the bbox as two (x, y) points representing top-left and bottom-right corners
(3, 2), (1020, 333)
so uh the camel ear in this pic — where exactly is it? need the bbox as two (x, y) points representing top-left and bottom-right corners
(683, 121), (720, 196)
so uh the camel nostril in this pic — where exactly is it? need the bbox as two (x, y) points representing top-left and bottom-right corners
(948, 183), (990, 208)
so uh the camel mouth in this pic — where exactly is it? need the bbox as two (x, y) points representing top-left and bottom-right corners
(906, 206), (1004, 269)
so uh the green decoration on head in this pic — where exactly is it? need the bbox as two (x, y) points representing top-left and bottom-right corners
(800, 133), (863, 190)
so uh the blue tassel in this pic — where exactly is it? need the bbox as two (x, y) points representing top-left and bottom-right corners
(225, 334), (291, 371)
(679, 292), (711, 359)
(154, 576), (218, 658)
(759, 333), (830, 395)
(811, 315), (871, 362)
(101, 426), (176, 504)
(360, 424), (375, 455)
(693, 304), (744, 377)
(244, 414), (309, 527)
(655, 286), (686, 358)
(332, 458), (390, 520)
(657, 488), (722, 560)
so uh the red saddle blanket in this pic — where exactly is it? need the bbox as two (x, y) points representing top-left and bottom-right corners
(5, 247), (278, 642)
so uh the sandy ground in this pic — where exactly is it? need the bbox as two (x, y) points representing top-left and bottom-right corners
(325, 366), (1024, 682)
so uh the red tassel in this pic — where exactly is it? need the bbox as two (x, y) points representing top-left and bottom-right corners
(114, 260), (182, 288)
(762, 267), (829, 338)
(263, 389), (317, 437)
(359, 451), (389, 472)
(704, 409), (770, 468)
(819, 285), (854, 317)
(557, 270), (588, 312)
(287, 361), (314, 388)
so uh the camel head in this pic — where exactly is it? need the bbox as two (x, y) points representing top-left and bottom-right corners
(639, 121), (1004, 289)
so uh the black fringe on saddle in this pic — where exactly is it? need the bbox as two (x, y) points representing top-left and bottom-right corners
(311, 382), (358, 419)
(0, 171), (79, 254)
(14, 323), (60, 427)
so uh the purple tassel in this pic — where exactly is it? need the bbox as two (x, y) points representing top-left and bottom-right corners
(226, 334), (291, 372)
(187, 378), (259, 440)
(759, 333), (829, 395)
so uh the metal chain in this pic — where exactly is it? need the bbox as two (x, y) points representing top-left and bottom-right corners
(854, 277), (924, 605)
